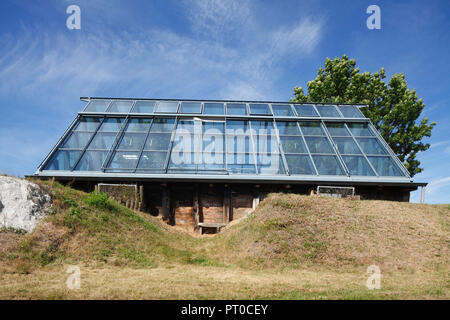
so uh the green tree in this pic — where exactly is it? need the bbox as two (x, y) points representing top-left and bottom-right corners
(291, 55), (435, 176)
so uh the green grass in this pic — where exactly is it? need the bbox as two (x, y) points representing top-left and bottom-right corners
(3, 180), (200, 270)
(0, 181), (448, 299)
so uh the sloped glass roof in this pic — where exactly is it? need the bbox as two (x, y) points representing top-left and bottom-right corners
(36, 98), (412, 182)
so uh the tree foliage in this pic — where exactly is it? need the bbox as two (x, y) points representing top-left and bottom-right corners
(291, 55), (435, 176)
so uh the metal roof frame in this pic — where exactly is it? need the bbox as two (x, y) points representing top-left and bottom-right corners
(80, 97), (370, 108)
(33, 97), (426, 188)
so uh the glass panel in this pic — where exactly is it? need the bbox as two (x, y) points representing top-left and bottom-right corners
(316, 105), (341, 117)
(226, 153), (255, 164)
(227, 165), (256, 174)
(299, 122), (324, 135)
(176, 120), (195, 133)
(203, 103), (224, 115)
(179, 101), (202, 113)
(137, 151), (167, 170)
(43, 150), (82, 170)
(107, 100), (133, 113)
(272, 104), (294, 117)
(75, 151), (108, 171)
(168, 152), (196, 170)
(226, 103), (247, 115)
(84, 100), (110, 112)
(276, 121), (300, 135)
(170, 153), (225, 172)
(203, 123), (226, 161)
(144, 133), (172, 150)
(155, 101), (178, 113)
(347, 123), (373, 136)
(108, 151), (140, 169)
(253, 132), (278, 154)
(342, 156), (376, 176)
(339, 106), (364, 118)
(226, 135), (253, 153)
(172, 130), (195, 153)
(294, 104), (318, 117)
(203, 121), (225, 133)
(132, 101), (156, 113)
(61, 132), (93, 149)
(117, 133), (147, 150)
(227, 153), (256, 174)
(312, 155), (345, 175)
(226, 120), (249, 131)
(368, 156), (404, 176)
(199, 149), (225, 169)
(98, 118), (124, 132)
(125, 118), (152, 132)
(251, 120), (275, 134)
(197, 161), (226, 172)
(356, 138), (388, 155)
(280, 136), (307, 153)
(285, 155), (315, 175)
(249, 103), (271, 115)
(74, 117), (101, 131)
(150, 118), (175, 132)
(257, 154), (285, 175)
(203, 134), (225, 153)
(333, 137), (362, 154)
(305, 137), (334, 154)
(87, 132), (117, 150)
(326, 123), (350, 136)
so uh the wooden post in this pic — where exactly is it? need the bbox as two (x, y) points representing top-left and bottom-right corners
(193, 184), (200, 232)
(420, 186), (425, 204)
(139, 185), (144, 211)
(223, 186), (232, 223)
(95, 184), (98, 193)
(161, 184), (172, 225)
(252, 186), (260, 210)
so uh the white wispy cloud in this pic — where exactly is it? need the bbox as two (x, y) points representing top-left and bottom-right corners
(184, 0), (254, 42)
(431, 139), (450, 149)
(0, 2), (323, 103)
(426, 176), (450, 196)
(270, 18), (322, 55)
(0, 1), (323, 176)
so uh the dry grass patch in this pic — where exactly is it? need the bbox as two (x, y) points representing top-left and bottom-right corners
(211, 193), (449, 272)
(1, 181), (448, 299)
(0, 264), (447, 299)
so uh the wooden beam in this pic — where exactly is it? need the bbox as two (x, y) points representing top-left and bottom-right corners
(223, 187), (232, 223)
(193, 183), (200, 233)
(161, 184), (172, 225)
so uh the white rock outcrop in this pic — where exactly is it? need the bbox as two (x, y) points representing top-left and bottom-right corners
(0, 176), (51, 232)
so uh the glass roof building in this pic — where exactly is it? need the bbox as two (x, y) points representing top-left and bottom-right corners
(34, 97), (423, 187)
(31, 97), (427, 231)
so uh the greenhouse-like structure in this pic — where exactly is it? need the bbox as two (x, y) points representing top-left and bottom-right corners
(31, 98), (426, 231)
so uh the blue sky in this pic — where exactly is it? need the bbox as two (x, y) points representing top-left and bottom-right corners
(0, 0), (449, 203)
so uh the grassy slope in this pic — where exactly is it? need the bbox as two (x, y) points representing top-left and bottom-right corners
(212, 193), (449, 271)
(0, 180), (448, 299)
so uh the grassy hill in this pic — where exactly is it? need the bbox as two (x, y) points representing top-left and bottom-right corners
(0, 179), (448, 299)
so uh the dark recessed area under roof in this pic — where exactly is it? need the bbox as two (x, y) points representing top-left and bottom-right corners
(31, 97), (426, 187)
